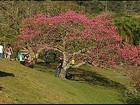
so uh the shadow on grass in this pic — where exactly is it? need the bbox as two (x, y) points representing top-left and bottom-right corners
(36, 61), (57, 68)
(0, 86), (3, 91)
(35, 62), (140, 104)
(66, 67), (133, 103)
(35, 62), (57, 75)
(0, 71), (15, 77)
(36, 62), (127, 91)
(66, 67), (127, 92)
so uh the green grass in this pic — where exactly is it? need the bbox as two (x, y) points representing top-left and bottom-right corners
(0, 59), (135, 104)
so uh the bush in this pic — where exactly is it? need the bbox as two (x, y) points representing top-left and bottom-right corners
(126, 95), (140, 104)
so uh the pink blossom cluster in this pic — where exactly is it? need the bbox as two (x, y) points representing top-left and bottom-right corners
(117, 43), (140, 65)
(19, 27), (42, 40)
(17, 11), (140, 67)
(23, 11), (91, 26)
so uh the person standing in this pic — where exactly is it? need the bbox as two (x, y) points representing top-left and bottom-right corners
(17, 50), (24, 62)
(0, 43), (3, 58)
(45, 50), (49, 64)
(6, 44), (13, 60)
(55, 56), (63, 77)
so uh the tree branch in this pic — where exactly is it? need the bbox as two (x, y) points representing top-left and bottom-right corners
(72, 62), (86, 68)
(73, 46), (95, 55)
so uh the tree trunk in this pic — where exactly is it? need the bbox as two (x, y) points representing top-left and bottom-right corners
(105, 1), (108, 12)
(59, 52), (87, 78)
(34, 52), (39, 64)
(59, 67), (67, 78)
(130, 1), (135, 13)
(123, 1), (127, 12)
(59, 51), (67, 78)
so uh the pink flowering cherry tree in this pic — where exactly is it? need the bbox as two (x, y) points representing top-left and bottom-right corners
(17, 11), (139, 78)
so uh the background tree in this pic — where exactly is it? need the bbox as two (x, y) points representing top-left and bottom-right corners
(0, 1), (86, 47)
(76, 1), (140, 14)
(113, 13), (140, 45)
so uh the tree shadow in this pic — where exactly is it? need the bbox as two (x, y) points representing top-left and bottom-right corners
(35, 62), (56, 75)
(0, 86), (3, 91)
(36, 61), (57, 68)
(36, 62), (127, 92)
(66, 68), (127, 92)
(0, 71), (15, 77)
(36, 62), (45, 65)
(66, 67), (130, 103)
(35, 62), (139, 103)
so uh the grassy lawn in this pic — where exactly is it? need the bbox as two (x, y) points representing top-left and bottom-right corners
(0, 59), (139, 104)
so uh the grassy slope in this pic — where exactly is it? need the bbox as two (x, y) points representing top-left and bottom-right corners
(0, 59), (132, 104)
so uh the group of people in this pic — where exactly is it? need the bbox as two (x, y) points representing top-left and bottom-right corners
(17, 50), (33, 67)
(0, 43), (33, 67)
(44, 50), (63, 77)
(0, 43), (64, 77)
(0, 43), (13, 60)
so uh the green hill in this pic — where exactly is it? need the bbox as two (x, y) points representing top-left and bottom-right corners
(0, 59), (135, 104)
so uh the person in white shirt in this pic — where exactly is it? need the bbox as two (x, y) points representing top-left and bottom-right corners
(5, 44), (13, 60)
(0, 44), (3, 58)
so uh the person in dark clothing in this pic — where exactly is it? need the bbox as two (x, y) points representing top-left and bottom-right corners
(45, 50), (49, 64)
(55, 56), (63, 77)
(24, 54), (29, 66)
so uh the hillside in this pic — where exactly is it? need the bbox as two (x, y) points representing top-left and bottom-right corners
(0, 59), (134, 104)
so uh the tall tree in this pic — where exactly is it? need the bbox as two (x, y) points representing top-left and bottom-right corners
(17, 11), (127, 78)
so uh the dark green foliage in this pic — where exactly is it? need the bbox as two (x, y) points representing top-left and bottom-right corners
(76, 1), (104, 14)
(107, 1), (124, 12)
(76, 1), (140, 14)
(126, 95), (140, 104)
(113, 13), (140, 45)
